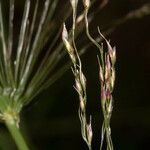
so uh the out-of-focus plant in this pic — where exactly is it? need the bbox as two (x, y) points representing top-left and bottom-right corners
(63, 0), (116, 149)
(0, 0), (55, 149)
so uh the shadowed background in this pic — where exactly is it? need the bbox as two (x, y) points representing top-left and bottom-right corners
(0, 0), (150, 150)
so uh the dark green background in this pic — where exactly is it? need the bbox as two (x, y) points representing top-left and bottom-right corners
(0, 0), (150, 150)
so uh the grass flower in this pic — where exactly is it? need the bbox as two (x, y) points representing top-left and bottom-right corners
(62, 1), (93, 149)
(83, 0), (116, 148)
(97, 29), (116, 150)
(63, 0), (117, 150)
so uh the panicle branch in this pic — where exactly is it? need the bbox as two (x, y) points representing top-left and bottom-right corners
(83, 1), (116, 150)
(62, 1), (93, 149)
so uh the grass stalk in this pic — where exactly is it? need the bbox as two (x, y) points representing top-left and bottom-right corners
(83, 1), (115, 149)
(3, 111), (29, 150)
(62, 1), (93, 150)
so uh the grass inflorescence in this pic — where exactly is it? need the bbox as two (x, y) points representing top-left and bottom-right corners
(63, 0), (116, 150)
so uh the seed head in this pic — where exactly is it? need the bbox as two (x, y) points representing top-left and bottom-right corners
(107, 96), (113, 115)
(105, 54), (111, 81)
(99, 64), (104, 82)
(70, 0), (78, 9)
(83, 0), (90, 10)
(62, 24), (76, 64)
(110, 69), (115, 90)
(75, 78), (82, 94)
(80, 71), (86, 91)
(80, 99), (85, 112)
(87, 117), (93, 145)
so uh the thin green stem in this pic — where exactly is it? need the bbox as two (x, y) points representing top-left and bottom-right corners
(84, 10), (104, 70)
(88, 144), (92, 150)
(100, 122), (105, 150)
(4, 115), (29, 150)
(100, 100), (114, 150)
(103, 114), (114, 150)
